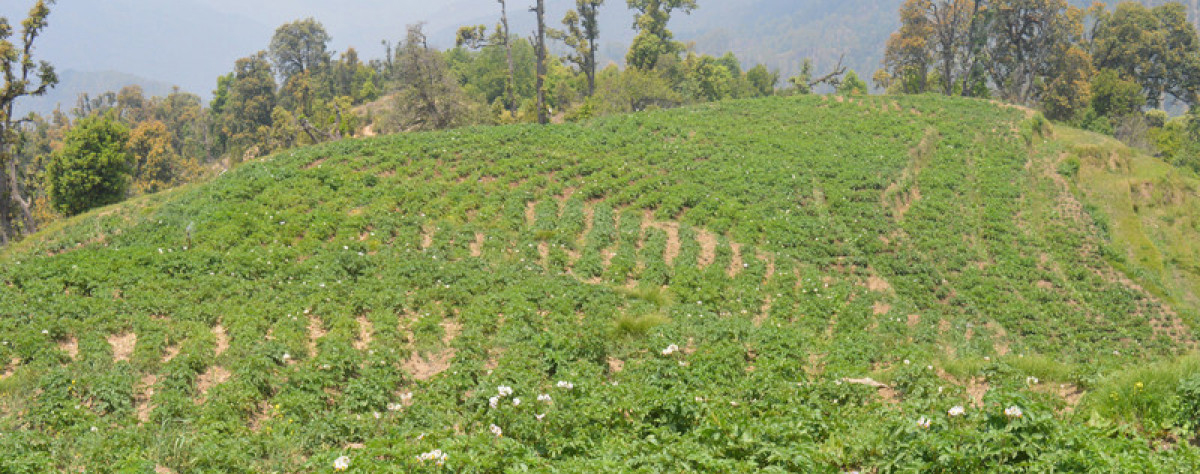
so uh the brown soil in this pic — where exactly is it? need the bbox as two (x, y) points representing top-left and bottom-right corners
(581, 204), (595, 244)
(303, 157), (327, 170)
(758, 251), (776, 281)
(728, 242), (744, 277)
(196, 366), (231, 403)
(404, 348), (455, 380)
(966, 378), (990, 407)
(608, 357), (625, 373)
(697, 230), (718, 267)
(867, 273), (892, 292)
(525, 201), (537, 227)
(355, 315), (374, 351)
(109, 333), (137, 363)
(308, 315), (327, 358)
(136, 374), (158, 424)
(162, 345), (180, 363)
(986, 321), (1010, 356)
(843, 377), (900, 404)
(59, 337), (79, 360)
(754, 295), (773, 327)
(420, 224), (435, 249)
(470, 233), (485, 257)
(213, 324), (229, 357)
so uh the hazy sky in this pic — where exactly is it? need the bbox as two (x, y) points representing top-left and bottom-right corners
(0, 0), (522, 96)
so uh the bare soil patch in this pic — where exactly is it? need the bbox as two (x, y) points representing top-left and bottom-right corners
(213, 324), (229, 357)
(196, 366), (231, 403)
(109, 333), (137, 363)
(470, 232), (485, 257)
(355, 315), (374, 351)
(59, 337), (78, 360)
(697, 230), (717, 267)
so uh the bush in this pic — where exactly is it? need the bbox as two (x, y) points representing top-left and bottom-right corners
(45, 115), (132, 216)
(1178, 375), (1200, 433)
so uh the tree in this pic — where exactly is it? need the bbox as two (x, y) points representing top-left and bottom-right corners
(625, 0), (697, 71)
(881, 0), (934, 94)
(214, 52), (277, 159)
(457, 1), (518, 114)
(128, 120), (189, 194)
(681, 53), (733, 102)
(556, 0), (605, 97)
(745, 64), (778, 97)
(1090, 2), (1200, 108)
(984, 0), (1083, 105)
(268, 18), (331, 85)
(1041, 45), (1093, 120)
(531, 0), (549, 125)
(46, 115), (131, 216)
(1090, 69), (1144, 119)
(927, 0), (983, 95)
(391, 24), (469, 131)
(0, 0), (57, 243)
(838, 70), (869, 95)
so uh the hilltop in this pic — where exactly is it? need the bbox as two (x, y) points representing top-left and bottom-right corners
(1, 95), (1199, 472)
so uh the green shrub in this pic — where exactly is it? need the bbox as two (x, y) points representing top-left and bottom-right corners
(45, 115), (133, 216)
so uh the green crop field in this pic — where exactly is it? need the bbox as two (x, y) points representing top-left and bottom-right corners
(1, 94), (1199, 472)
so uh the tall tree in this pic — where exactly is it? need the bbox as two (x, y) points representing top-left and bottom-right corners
(214, 52), (277, 158)
(393, 24), (468, 131)
(457, 1), (518, 114)
(268, 18), (331, 85)
(625, 0), (697, 71)
(983, 0), (1083, 105)
(928, 0), (982, 95)
(0, 0), (57, 243)
(1090, 2), (1200, 108)
(880, 0), (935, 93)
(531, 0), (548, 124)
(557, 0), (605, 97)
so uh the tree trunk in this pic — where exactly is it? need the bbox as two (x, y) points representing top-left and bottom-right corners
(1, 113), (36, 236)
(0, 172), (11, 245)
(587, 35), (597, 97)
(534, 0), (548, 125)
(500, 1), (517, 115)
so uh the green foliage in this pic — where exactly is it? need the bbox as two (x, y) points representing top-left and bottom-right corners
(6, 94), (1200, 471)
(625, 0), (698, 70)
(45, 116), (132, 216)
(268, 18), (331, 83)
(1178, 374), (1200, 433)
(838, 70), (869, 96)
(1090, 1), (1200, 108)
(1090, 69), (1145, 120)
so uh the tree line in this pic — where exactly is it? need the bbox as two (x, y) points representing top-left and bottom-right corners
(877, 0), (1200, 170)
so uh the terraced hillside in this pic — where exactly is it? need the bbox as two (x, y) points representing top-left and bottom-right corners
(2, 95), (1199, 472)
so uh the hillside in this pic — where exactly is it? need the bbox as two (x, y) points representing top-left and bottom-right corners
(2, 95), (1199, 472)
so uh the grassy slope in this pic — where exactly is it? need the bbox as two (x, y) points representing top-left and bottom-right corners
(0, 95), (1198, 472)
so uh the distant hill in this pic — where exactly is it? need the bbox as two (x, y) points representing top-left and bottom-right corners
(13, 70), (177, 117)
